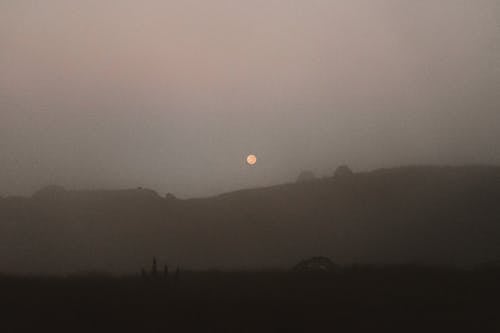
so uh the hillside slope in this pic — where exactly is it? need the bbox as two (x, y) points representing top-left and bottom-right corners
(1, 166), (500, 273)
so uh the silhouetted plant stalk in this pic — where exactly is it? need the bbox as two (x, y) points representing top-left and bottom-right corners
(140, 258), (175, 284)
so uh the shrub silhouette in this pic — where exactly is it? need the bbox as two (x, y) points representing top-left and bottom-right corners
(151, 257), (158, 278)
(333, 165), (353, 178)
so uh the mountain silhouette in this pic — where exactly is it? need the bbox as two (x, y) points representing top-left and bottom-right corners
(1, 165), (500, 274)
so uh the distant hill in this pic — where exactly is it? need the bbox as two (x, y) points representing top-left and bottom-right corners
(1, 165), (500, 274)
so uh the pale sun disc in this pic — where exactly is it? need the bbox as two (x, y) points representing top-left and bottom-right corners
(246, 154), (257, 166)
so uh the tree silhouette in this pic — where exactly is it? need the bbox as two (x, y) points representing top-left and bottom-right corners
(151, 257), (158, 278)
(334, 165), (353, 178)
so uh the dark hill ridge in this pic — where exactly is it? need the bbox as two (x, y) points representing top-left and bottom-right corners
(1, 165), (500, 274)
(32, 186), (161, 201)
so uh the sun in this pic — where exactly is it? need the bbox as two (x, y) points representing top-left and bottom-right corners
(246, 154), (257, 166)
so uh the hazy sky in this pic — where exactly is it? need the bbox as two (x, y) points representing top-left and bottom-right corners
(1, 0), (499, 197)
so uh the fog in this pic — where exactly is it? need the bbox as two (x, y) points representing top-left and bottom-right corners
(1, 0), (499, 198)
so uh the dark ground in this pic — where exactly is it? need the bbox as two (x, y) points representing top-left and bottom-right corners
(1, 266), (499, 332)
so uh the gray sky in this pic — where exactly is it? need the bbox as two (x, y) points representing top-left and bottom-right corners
(1, 0), (499, 197)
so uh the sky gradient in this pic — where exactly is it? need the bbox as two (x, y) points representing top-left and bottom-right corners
(1, 0), (499, 197)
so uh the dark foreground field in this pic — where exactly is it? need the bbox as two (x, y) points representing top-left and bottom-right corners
(1, 267), (500, 332)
